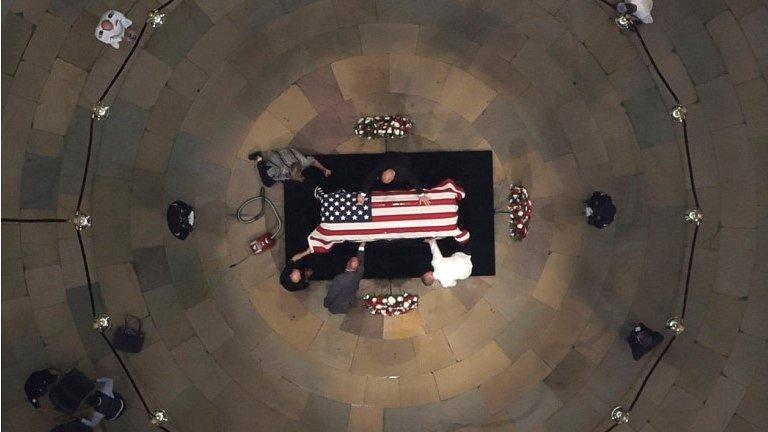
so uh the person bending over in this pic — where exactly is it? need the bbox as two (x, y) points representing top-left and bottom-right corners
(280, 248), (314, 292)
(617, 0), (653, 24)
(324, 243), (366, 314)
(249, 148), (331, 187)
(420, 239), (472, 288)
(80, 378), (125, 427)
(357, 152), (429, 206)
(94, 10), (137, 49)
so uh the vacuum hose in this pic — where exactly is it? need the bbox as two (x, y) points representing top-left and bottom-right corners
(235, 186), (283, 240)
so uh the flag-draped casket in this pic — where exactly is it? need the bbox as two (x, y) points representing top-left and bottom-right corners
(308, 179), (470, 253)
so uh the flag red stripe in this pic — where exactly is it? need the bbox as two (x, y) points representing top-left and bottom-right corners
(316, 224), (458, 236)
(370, 198), (457, 208)
(371, 212), (458, 222)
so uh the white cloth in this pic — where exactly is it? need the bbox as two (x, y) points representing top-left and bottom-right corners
(428, 239), (472, 288)
(629, 0), (653, 24)
(95, 10), (132, 49)
(81, 378), (124, 427)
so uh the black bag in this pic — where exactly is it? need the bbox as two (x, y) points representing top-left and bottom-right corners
(112, 315), (145, 353)
(48, 369), (94, 414)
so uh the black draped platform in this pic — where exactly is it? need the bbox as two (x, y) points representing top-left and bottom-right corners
(283, 151), (495, 280)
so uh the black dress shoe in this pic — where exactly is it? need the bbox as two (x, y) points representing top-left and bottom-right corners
(248, 151), (262, 161)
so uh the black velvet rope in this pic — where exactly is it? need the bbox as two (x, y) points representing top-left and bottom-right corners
(0, 218), (68, 223)
(597, 5), (702, 432)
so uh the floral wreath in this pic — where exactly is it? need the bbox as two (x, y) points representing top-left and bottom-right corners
(354, 115), (413, 139)
(509, 184), (533, 241)
(362, 293), (419, 316)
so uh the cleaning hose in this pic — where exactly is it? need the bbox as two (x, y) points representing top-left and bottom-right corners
(229, 187), (283, 268)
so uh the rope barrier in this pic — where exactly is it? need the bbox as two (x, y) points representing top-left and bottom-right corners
(597, 8), (702, 432)
(3, 1), (706, 430)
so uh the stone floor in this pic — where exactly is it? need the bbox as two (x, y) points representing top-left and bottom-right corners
(2, 0), (767, 431)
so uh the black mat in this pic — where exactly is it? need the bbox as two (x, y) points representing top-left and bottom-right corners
(284, 151), (495, 280)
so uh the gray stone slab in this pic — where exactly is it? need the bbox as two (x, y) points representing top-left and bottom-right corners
(304, 26), (362, 67)
(195, 163), (229, 204)
(494, 297), (554, 362)
(506, 383), (563, 431)
(47, 0), (89, 24)
(384, 406), (422, 432)
(164, 167), (197, 204)
(144, 1), (213, 67)
(697, 75), (745, 131)
(707, 11), (761, 85)
(66, 282), (112, 362)
(227, 0), (286, 37)
(19, 152), (62, 210)
(58, 12), (103, 71)
(2, 13), (34, 73)
(668, 15), (727, 84)
(98, 99), (149, 168)
(166, 242), (208, 308)
(622, 87), (676, 149)
(9, 334), (50, 371)
(333, 0), (376, 26)
(168, 132), (205, 174)
(132, 246), (172, 292)
(474, 96), (529, 160)
(420, 389), (491, 430)
(513, 86), (572, 161)
(130, 169), (166, 209)
(147, 87), (192, 140)
(301, 393), (350, 431)
(416, 27), (478, 69)
(543, 349), (593, 402)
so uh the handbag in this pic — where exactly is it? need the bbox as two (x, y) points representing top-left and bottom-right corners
(112, 315), (145, 353)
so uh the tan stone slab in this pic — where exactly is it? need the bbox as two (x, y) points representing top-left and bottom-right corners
(306, 321), (359, 371)
(389, 54), (450, 102)
(433, 341), (512, 400)
(171, 338), (232, 399)
(360, 23), (419, 54)
(479, 350), (552, 414)
(574, 317), (619, 365)
(532, 253), (577, 310)
(120, 51), (173, 109)
(315, 361), (367, 404)
(439, 67), (497, 122)
(249, 278), (323, 352)
(399, 373), (440, 406)
(168, 58), (209, 101)
(331, 55), (389, 101)
(130, 207), (165, 248)
(186, 298), (235, 352)
(238, 110), (294, 159)
(33, 59), (86, 135)
(413, 330), (456, 373)
(97, 263), (148, 318)
(265, 0), (338, 53)
(419, 288), (468, 333)
(191, 0), (240, 24)
(335, 136), (385, 154)
(351, 337), (418, 377)
(3, 297), (38, 341)
(181, 62), (246, 142)
(24, 264), (65, 308)
(364, 375), (400, 407)
(265, 85), (318, 133)
(446, 299), (509, 361)
(349, 405), (383, 432)
(532, 302), (590, 368)
(22, 13), (69, 69)
(130, 341), (192, 403)
(383, 310), (425, 340)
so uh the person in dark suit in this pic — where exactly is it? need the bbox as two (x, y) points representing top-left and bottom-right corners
(280, 248), (314, 292)
(324, 242), (366, 314)
(584, 191), (616, 229)
(357, 152), (429, 206)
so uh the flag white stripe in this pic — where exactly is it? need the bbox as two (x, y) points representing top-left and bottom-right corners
(318, 216), (457, 231)
(371, 204), (458, 216)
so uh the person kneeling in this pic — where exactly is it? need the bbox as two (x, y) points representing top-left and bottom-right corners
(280, 248), (314, 292)
(324, 243), (366, 314)
(420, 239), (472, 288)
(80, 378), (125, 428)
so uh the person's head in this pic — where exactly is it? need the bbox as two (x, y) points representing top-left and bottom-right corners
(421, 271), (435, 286)
(617, 2), (637, 14)
(381, 168), (396, 184)
(289, 269), (302, 283)
(290, 162), (305, 182)
(346, 256), (360, 272)
(85, 394), (102, 408)
(100, 20), (113, 31)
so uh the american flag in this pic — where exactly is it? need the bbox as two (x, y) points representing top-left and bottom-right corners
(308, 179), (470, 253)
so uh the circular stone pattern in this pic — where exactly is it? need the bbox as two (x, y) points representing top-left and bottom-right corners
(3, 0), (766, 431)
